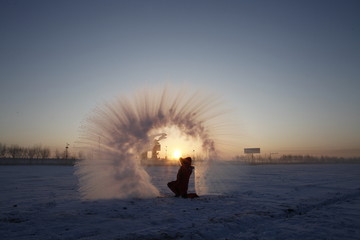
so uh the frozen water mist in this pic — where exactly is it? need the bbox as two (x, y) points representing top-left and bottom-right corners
(75, 87), (235, 199)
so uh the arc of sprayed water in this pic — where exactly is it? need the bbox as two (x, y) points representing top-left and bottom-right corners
(75, 87), (228, 199)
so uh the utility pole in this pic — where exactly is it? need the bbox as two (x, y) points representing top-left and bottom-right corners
(65, 143), (70, 159)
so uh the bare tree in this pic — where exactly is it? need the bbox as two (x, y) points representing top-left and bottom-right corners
(40, 147), (50, 159)
(20, 147), (28, 158)
(8, 145), (23, 158)
(33, 145), (42, 159)
(0, 143), (7, 158)
(27, 146), (37, 159)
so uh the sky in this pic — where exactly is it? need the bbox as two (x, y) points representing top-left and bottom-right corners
(0, 0), (359, 157)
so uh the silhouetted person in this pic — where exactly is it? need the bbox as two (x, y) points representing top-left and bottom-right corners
(167, 157), (194, 198)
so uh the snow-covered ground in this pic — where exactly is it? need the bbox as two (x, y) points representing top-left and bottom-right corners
(0, 164), (359, 239)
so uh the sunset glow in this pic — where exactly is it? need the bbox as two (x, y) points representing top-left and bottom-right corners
(0, 1), (359, 158)
(173, 150), (182, 160)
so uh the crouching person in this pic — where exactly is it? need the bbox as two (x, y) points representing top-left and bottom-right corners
(167, 157), (194, 198)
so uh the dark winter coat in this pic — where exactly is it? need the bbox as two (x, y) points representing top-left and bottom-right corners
(167, 158), (193, 198)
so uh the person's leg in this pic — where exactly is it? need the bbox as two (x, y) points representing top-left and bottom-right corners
(167, 181), (180, 197)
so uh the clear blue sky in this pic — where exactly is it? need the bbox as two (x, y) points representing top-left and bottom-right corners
(1, 0), (359, 157)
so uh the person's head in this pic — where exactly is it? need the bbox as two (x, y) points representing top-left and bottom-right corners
(180, 157), (192, 166)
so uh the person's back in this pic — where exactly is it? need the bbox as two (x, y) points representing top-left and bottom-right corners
(167, 157), (193, 198)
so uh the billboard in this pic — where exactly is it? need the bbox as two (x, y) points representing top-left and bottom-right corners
(244, 148), (260, 154)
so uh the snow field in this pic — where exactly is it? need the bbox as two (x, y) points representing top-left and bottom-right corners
(0, 164), (359, 239)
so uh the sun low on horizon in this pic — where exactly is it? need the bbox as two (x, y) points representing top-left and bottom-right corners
(172, 149), (182, 160)
(147, 124), (205, 161)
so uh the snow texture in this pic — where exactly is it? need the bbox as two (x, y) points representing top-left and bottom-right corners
(1, 164), (360, 240)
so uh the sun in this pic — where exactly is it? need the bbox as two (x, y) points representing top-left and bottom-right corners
(173, 149), (182, 159)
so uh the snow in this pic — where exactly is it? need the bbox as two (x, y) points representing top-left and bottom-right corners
(1, 164), (359, 239)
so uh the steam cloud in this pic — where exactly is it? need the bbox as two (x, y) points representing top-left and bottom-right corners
(75, 87), (232, 199)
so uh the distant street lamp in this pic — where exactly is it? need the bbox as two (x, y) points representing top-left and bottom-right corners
(65, 143), (70, 159)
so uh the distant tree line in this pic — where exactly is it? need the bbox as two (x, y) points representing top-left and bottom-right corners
(0, 142), (78, 159)
(233, 154), (360, 165)
(0, 143), (50, 159)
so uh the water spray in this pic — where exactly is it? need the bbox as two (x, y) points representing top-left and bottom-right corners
(75, 87), (235, 199)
